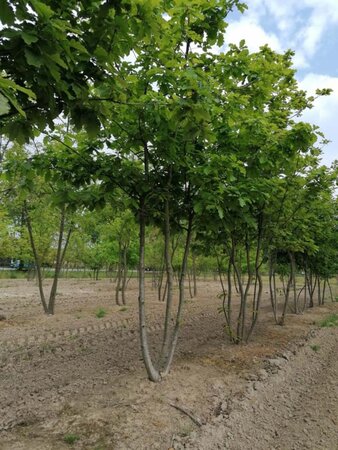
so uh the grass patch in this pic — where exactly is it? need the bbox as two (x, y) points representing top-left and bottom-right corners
(68, 334), (78, 341)
(310, 344), (320, 352)
(319, 314), (338, 328)
(64, 434), (80, 445)
(95, 308), (106, 319)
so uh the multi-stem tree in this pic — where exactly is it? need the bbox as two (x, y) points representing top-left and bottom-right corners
(92, 1), (247, 380)
(193, 43), (331, 342)
(3, 142), (77, 314)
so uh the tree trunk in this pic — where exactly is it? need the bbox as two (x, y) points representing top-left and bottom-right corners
(115, 241), (122, 305)
(217, 253), (235, 342)
(25, 203), (71, 315)
(138, 197), (161, 382)
(279, 252), (294, 325)
(121, 244), (128, 305)
(157, 260), (165, 302)
(247, 220), (263, 341)
(290, 252), (297, 314)
(160, 176), (175, 364)
(322, 279), (326, 305)
(192, 253), (197, 297)
(188, 270), (193, 298)
(232, 235), (252, 343)
(48, 205), (70, 315)
(317, 277), (321, 306)
(160, 211), (193, 376)
(269, 252), (278, 324)
(328, 279), (334, 302)
(25, 204), (48, 314)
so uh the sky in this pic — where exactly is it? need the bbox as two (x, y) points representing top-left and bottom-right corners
(223, 0), (338, 167)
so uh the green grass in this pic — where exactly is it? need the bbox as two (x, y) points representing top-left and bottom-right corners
(319, 314), (338, 328)
(0, 271), (26, 279)
(310, 344), (320, 352)
(64, 434), (80, 445)
(68, 334), (78, 341)
(95, 308), (106, 319)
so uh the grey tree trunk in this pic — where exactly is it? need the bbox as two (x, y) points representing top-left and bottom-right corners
(48, 205), (70, 314)
(121, 244), (128, 305)
(25, 203), (72, 315)
(279, 252), (294, 325)
(138, 197), (161, 382)
(115, 241), (122, 306)
(160, 212), (193, 377)
(160, 192), (175, 364)
(25, 203), (48, 314)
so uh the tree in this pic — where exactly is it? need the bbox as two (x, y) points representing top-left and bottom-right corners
(91, 1), (247, 380)
(193, 43), (331, 341)
(0, 0), (168, 140)
(2, 141), (77, 314)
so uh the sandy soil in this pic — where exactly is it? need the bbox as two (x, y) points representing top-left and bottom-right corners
(0, 277), (337, 450)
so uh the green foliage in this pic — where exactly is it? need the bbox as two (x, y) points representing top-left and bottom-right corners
(1, 143), (75, 266)
(0, 1), (165, 140)
(319, 314), (338, 328)
(95, 308), (106, 319)
(63, 434), (80, 445)
(0, 0), (337, 368)
(310, 344), (320, 352)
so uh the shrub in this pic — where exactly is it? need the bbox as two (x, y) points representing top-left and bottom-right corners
(95, 308), (106, 319)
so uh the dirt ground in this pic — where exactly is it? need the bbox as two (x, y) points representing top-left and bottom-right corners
(0, 277), (337, 450)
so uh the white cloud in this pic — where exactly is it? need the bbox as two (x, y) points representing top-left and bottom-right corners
(292, 52), (309, 70)
(297, 11), (327, 58)
(228, 0), (338, 70)
(299, 73), (338, 165)
(223, 2), (338, 165)
(224, 18), (282, 53)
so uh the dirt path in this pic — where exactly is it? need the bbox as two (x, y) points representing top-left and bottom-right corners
(0, 278), (337, 449)
(178, 327), (338, 450)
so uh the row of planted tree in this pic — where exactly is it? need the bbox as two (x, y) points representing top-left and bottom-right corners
(1, 133), (337, 376)
(0, 0), (337, 381)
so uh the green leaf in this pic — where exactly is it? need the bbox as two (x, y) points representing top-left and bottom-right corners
(69, 39), (89, 55)
(217, 206), (224, 219)
(44, 60), (61, 81)
(239, 198), (246, 207)
(86, 116), (101, 138)
(30, 0), (54, 18)
(47, 53), (68, 69)
(0, 92), (10, 116)
(21, 32), (39, 45)
(0, 77), (36, 100)
(2, 90), (26, 116)
(194, 105), (210, 122)
(0, 0), (15, 25)
(24, 49), (43, 67)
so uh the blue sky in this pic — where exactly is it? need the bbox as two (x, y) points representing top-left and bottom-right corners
(224, 0), (338, 166)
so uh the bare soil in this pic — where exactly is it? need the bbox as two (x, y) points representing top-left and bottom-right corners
(0, 277), (337, 450)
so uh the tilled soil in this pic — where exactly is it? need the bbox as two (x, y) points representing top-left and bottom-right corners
(0, 277), (337, 450)
(177, 327), (338, 450)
